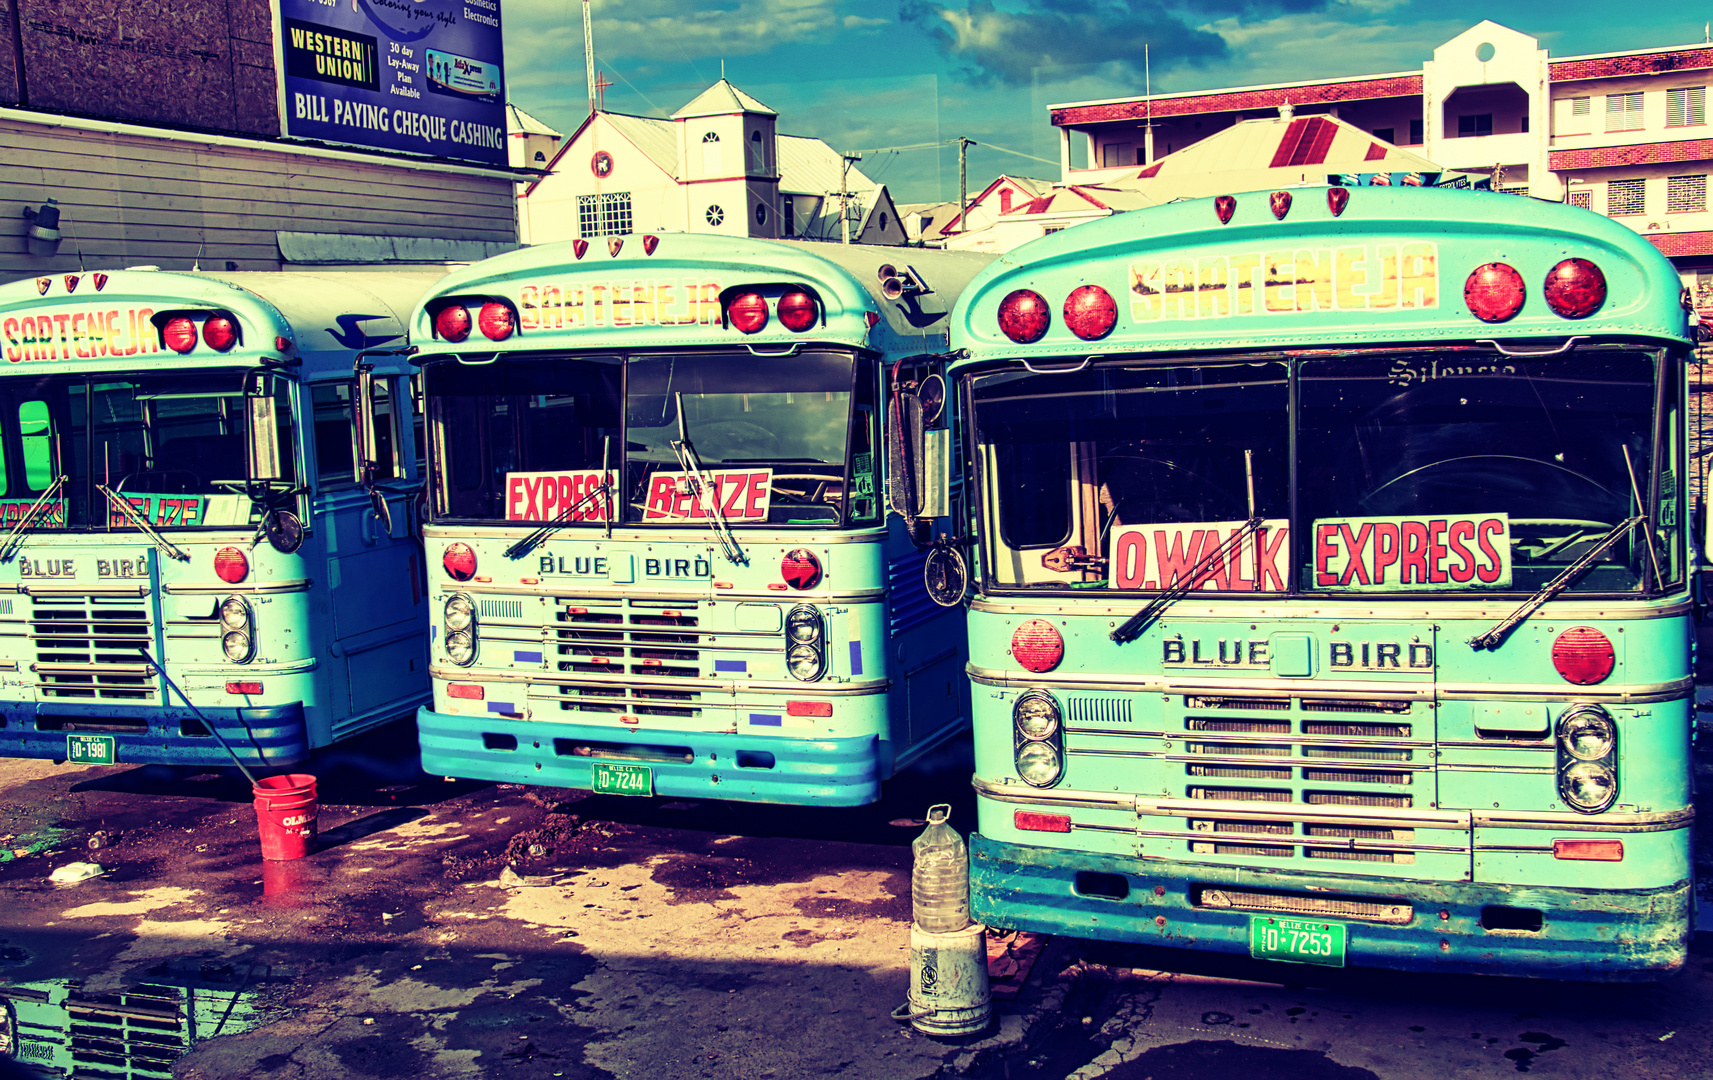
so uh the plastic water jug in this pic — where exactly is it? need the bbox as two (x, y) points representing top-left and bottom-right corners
(911, 804), (969, 932)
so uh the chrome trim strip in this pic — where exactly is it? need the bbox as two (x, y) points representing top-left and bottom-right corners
(1140, 796), (1469, 831)
(440, 583), (888, 603)
(12, 584), (149, 598)
(1162, 752), (1426, 770)
(32, 662), (150, 676)
(430, 664), (890, 695)
(1473, 845), (1555, 853)
(967, 665), (1433, 697)
(161, 579), (314, 595)
(1437, 764), (1556, 775)
(971, 776), (1138, 812)
(1472, 807), (1693, 833)
(1136, 826), (1466, 855)
(969, 595), (1695, 622)
(1067, 727), (1430, 748)
(1438, 678), (1692, 704)
(421, 525), (888, 547)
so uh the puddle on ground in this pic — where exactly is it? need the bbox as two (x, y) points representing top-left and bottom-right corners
(0, 958), (290, 1075)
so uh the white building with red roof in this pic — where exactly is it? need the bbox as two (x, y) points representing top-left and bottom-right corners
(1050, 21), (1713, 290)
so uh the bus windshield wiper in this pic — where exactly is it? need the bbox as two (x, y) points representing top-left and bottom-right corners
(1112, 517), (1262, 644)
(0, 474), (67, 562)
(98, 484), (191, 562)
(505, 480), (614, 559)
(1468, 515), (1643, 651)
(670, 393), (746, 566)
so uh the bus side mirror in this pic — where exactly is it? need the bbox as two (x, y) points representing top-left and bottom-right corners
(920, 428), (950, 519)
(888, 390), (924, 519)
(352, 365), (377, 485)
(245, 373), (282, 481)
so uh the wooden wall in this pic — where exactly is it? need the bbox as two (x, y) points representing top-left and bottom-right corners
(0, 115), (518, 274)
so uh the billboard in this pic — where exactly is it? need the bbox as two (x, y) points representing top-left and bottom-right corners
(278, 0), (507, 166)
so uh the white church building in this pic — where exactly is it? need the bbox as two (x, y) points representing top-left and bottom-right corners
(519, 81), (907, 246)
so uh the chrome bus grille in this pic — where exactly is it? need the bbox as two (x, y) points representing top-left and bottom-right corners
(30, 596), (155, 701)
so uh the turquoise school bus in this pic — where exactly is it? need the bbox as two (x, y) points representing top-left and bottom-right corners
(408, 235), (992, 805)
(946, 186), (1697, 977)
(0, 270), (436, 768)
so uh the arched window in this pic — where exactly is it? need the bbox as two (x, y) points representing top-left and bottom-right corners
(702, 132), (720, 175)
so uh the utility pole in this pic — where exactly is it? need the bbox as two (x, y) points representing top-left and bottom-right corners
(582, 0), (596, 115)
(840, 153), (862, 243)
(956, 137), (973, 238)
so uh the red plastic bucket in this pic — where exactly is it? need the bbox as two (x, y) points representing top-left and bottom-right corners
(252, 773), (318, 861)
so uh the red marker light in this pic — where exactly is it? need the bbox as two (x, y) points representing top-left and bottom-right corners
(1011, 619), (1064, 673)
(1552, 626), (1615, 685)
(225, 681), (263, 695)
(1543, 258), (1607, 319)
(478, 302), (514, 341)
(1465, 263), (1526, 323)
(443, 542), (477, 581)
(997, 289), (1050, 344)
(435, 305), (473, 342)
(202, 315), (237, 352)
(729, 292), (769, 334)
(1552, 839), (1623, 861)
(778, 290), (818, 332)
(787, 701), (833, 717)
(781, 548), (822, 590)
(163, 316), (198, 354)
(213, 547), (249, 584)
(447, 683), (485, 700)
(1062, 285), (1117, 341)
(1014, 810), (1072, 833)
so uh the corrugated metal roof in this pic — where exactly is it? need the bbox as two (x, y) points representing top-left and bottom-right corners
(507, 104), (561, 138)
(778, 134), (875, 197)
(605, 113), (680, 177)
(672, 79), (777, 118)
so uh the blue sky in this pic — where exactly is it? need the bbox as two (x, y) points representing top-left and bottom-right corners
(501, 2), (1713, 204)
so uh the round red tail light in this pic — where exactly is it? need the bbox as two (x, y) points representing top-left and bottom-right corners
(781, 548), (822, 590)
(1063, 285), (1117, 341)
(213, 546), (249, 584)
(1543, 258), (1607, 319)
(435, 305), (472, 342)
(998, 289), (1050, 344)
(1552, 626), (1615, 685)
(478, 302), (514, 341)
(729, 292), (769, 334)
(1011, 619), (1064, 673)
(202, 315), (237, 352)
(163, 316), (198, 354)
(778, 291), (818, 332)
(1465, 263), (1525, 323)
(443, 542), (477, 581)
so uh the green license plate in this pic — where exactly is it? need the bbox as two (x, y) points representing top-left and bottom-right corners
(590, 762), (652, 797)
(67, 734), (116, 766)
(1249, 915), (1347, 967)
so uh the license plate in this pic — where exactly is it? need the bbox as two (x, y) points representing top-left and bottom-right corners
(590, 761), (652, 797)
(1248, 915), (1347, 967)
(67, 734), (116, 766)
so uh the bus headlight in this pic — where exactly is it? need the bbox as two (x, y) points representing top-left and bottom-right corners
(1015, 741), (1062, 788)
(1013, 688), (1064, 787)
(444, 593), (474, 632)
(786, 604), (822, 644)
(1557, 704), (1617, 813)
(785, 605), (824, 680)
(1560, 761), (1618, 813)
(1013, 690), (1060, 740)
(220, 597), (254, 663)
(446, 630), (477, 667)
(787, 644), (824, 681)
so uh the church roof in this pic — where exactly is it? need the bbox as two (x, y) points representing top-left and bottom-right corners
(672, 79), (777, 119)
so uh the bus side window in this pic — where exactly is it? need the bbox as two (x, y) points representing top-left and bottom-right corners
(850, 405), (878, 524)
(409, 374), (426, 481)
(311, 382), (356, 485)
(18, 400), (52, 492)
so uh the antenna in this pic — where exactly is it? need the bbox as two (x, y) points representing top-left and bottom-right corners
(583, 0), (596, 114)
(192, 242), (203, 272)
(1144, 44), (1154, 165)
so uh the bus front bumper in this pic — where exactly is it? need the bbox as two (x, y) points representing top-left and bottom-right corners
(418, 708), (881, 806)
(0, 702), (309, 768)
(970, 833), (1689, 980)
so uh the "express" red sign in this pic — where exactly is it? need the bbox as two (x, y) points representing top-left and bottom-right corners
(1314, 514), (1510, 590)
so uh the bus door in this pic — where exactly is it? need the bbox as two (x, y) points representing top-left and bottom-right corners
(312, 372), (425, 723)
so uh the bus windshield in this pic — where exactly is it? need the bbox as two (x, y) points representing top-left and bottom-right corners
(425, 349), (869, 527)
(0, 369), (295, 530)
(970, 347), (1673, 595)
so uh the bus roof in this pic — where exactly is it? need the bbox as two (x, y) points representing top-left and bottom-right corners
(950, 186), (1691, 365)
(0, 269), (447, 378)
(412, 233), (994, 359)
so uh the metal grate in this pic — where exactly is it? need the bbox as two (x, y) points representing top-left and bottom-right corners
(30, 597), (154, 700)
(67, 983), (186, 1078)
(554, 600), (708, 679)
(479, 598), (524, 619)
(1066, 696), (1133, 724)
(1198, 887), (1413, 924)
